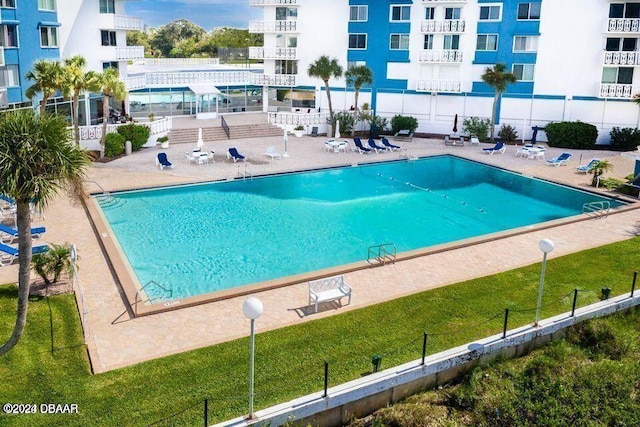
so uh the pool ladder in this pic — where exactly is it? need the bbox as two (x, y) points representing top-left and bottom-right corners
(134, 280), (173, 316)
(367, 243), (397, 266)
(582, 201), (610, 219)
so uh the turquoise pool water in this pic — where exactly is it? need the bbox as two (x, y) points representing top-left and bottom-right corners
(97, 156), (623, 302)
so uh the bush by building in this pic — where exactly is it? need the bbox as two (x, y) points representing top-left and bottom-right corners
(116, 123), (151, 151)
(390, 115), (418, 134)
(104, 132), (126, 157)
(498, 124), (519, 143)
(545, 121), (598, 149)
(462, 117), (490, 141)
(609, 127), (640, 151)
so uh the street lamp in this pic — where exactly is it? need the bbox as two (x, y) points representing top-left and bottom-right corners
(535, 239), (555, 327)
(242, 297), (263, 419)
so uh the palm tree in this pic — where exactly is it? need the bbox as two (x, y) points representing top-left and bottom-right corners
(308, 55), (343, 132)
(25, 60), (64, 114)
(62, 56), (96, 146)
(0, 109), (90, 356)
(481, 63), (517, 142)
(344, 65), (373, 136)
(90, 68), (127, 154)
(588, 160), (613, 187)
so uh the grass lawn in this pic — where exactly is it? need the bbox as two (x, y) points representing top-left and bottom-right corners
(0, 237), (638, 426)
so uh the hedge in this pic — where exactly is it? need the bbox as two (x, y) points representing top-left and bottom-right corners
(116, 123), (151, 151)
(104, 132), (126, 157)
(544, 121), (598, 149)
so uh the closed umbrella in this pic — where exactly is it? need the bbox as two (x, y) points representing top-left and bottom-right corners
(283, 129), (289, 158)
(335, 119), (340, 138)
(453, 114), (458, 134)
(197, 127), (204, 150)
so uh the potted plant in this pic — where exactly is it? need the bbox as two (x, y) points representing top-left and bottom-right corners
(157, 135), (169, 149)
(294, 125), (304, 138)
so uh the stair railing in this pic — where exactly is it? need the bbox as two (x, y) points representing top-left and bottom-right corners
(221, 115), (230, 139)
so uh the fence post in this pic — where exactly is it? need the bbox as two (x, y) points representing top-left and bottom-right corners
(323, 361), (329, 398)
(571, 289), (578, 317)
(632, 271), (637, 297)
(204, 399), (208, 427)
(421, 332), (428, 365)
(502, 309), (509, 339)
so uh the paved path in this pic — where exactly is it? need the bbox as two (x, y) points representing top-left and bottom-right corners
(1, 132), (638, 373)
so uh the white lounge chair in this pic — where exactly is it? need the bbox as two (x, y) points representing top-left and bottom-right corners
(0, 242), (49, 267)
(546, 152), (572, 166)
(0, 224), (46, 244)
(262, 146), (282, 159)
(576, 159), (600, 173)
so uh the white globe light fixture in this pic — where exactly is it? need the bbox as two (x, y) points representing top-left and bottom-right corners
(243, 297), (263, 419)
(535, 239), (555, 326)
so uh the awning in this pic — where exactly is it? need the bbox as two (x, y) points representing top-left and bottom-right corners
(188, 84), (221, 96)
(284, 90), (315, 101)
(2, 20), (19, 25)
(38, 21), (61, 27)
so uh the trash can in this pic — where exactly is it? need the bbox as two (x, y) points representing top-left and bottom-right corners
(371, 354), (382, 373)
(125, 140), (132, 156)
(601, 287), (612, 300)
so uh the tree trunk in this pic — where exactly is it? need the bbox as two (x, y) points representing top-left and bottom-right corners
(39, 95), (50, 115)
(352, 88), (360, 137)
(324, 80), (334, 131)
(73, 94), (81, 146)
(100, 94), (109, 157)
(0, 202), (33, 356)
(490, 91), (499, 142)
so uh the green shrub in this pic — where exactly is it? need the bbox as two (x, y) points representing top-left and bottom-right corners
(498, 124), (519, 143)
(334, 110), (354, 134)
(116, 123), (151, 151)
(462, 117), (490, 141)
(390, 115), (418, 134)
(609, 127), (640, 151)
(31, 243), (73, 285)
(544, 121), (598, 149)
(104, 132), (125, 157)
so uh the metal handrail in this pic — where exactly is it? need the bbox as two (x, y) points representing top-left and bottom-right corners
(134, 280), (173, 316)
(582, 201), (611, 218)
(84, 180), (110, 195)
(367, 243), (397, 265)
(221, 115), (230, 139)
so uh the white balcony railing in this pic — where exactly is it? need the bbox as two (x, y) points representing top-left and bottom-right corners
(141, 58), (220, 67)
(250, 73), (296, 86)
(422, 0), (467, 2)
(608, 18), (640, 33)
(268, 112), (328, 127)
(125, 75), (146, 90)
(603, 51), (640, 66)
(249, 20), (298, 33)
(0, 47), (4, 67)
(249, 47), (297, 60)
(145, 71), (250, 86)
(114, 15), (144, 31)
(421, 20), (465, 33)
(115, 46), (145, 61)
(419, 50), (463, 63)
(599, 83), (637, 98)
(250, 0), (298, 5)
(416, 80), (462, 93)
(75, 117), (172, 142)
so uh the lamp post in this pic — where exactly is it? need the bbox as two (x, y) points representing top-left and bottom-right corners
(242, 297), (263, 419)
(282, 129), (289, 158)
(535, 239), (555, 327)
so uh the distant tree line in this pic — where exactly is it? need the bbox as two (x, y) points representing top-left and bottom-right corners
(127, 19), (263, 58)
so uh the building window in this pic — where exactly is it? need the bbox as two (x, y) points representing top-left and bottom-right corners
(606, 37), (638, 52)
(347, 61), (366, 72)
(390, 34), (410, 50)
(479, 5), (501, 21)
(102, 61), (119, 70)
(38, 0), (56, 11)
(445, 8), (461, 20)
(0, 25), (18, 48)
(101, 30), (117, 47)
(424, 34), (434, 50)
(275, 7), (297, 20)
(391, 5), (410, 21)
(276, 34), (297, 48)
(348, 34), (367, 49)
(513, 64), (535, 81)
(609, 3), (640, 18)
(99, 0), (115, 14)
(275, 60), (297, 75)
(425, 7), (435, 20)
(602, 67), (633, 84)
(0, 0), (15, 8)
(517, 3), (541, 20)
(0, 65), (19, 86)
(350, 5), (367, 21)
(513, 36), (539, 52)
(477, 34), (498, 51)
(444, 34), (460, 50)
(40, 27), (58, 48)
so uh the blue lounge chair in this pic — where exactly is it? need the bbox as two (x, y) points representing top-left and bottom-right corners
(482, 141), (506, 155)
(0, 224), (46, 244)
(353, 137), (372, 154)
(227, 147), (246, 162)
(0, 194), (15, 205)
(156, 152), (173, 170)
(546, 152), (572, 167)
(381, 137), (401, 151)
(0, 242), (49, 267)
(367, 138), (387, 153)
(576, 159), (600, 173)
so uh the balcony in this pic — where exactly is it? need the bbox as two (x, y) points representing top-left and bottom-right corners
(0, 47), (4, 67)
(115, 46), (145, 61)
(416, 80), (462, 93)
(421, 20), (465, 33)
(126, 75), (146, 90)
(249, 47), (297, 60)
(419, 50), (463, 63)
(144, 71), (250, 86)
(603, 51), (640, 66)
(599, 83), (637, 98)
(250, 0), (298, 5)
(249, 20), (298, 33)
(608, 18), (640, 33)
(422, 0), (466, 2)
(249, 73), (296, 86)
(114, 15), (144, 31)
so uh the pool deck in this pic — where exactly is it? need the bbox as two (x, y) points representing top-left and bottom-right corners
(1, 117), (639, 373)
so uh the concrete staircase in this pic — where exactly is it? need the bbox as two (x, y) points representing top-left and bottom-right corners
(166, 122), (283, 145)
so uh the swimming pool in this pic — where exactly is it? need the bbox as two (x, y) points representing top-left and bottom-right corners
(96, 156), (624, 305)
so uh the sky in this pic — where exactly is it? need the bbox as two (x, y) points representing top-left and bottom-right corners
(124, 0), (262, 30)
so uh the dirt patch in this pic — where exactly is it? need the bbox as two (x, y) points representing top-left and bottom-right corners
(29, 278), (73, 297)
